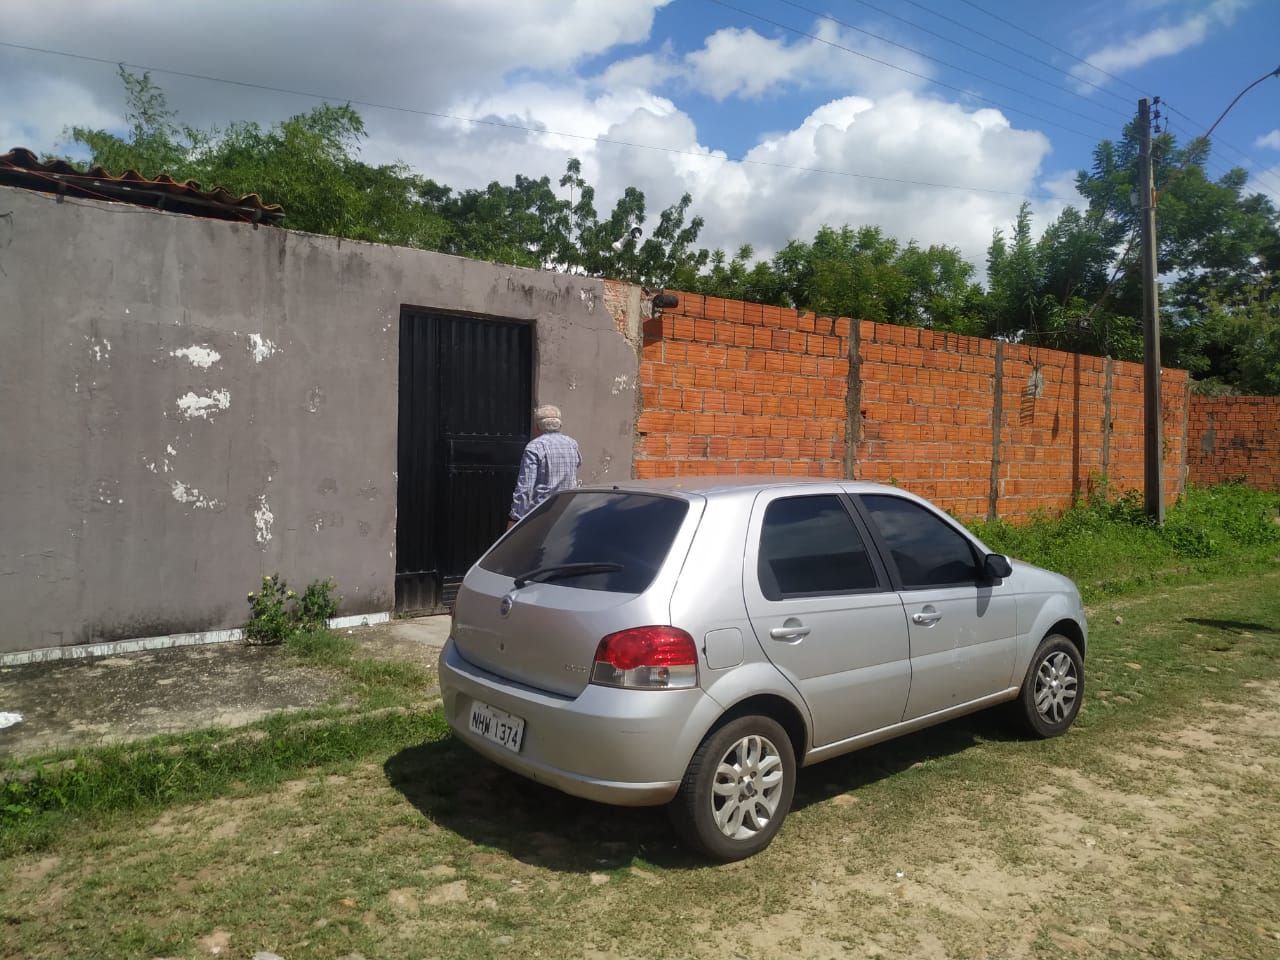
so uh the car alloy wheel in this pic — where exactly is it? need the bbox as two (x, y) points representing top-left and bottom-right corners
(712, 731), (786, 840)
(1017, 633), (1085, 739)
(669, 714), (796, 861)
(1034, 650), (1078, 724)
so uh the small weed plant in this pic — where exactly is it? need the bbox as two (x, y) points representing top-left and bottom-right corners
(244, 574), (339, 645)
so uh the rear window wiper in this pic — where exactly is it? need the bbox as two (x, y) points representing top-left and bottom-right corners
(513, 562), (623, 588)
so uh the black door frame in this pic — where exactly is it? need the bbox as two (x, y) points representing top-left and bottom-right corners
(395, 308), (533, 613)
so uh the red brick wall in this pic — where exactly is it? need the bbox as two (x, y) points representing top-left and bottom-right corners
(637, 296), (849, 479)
(636, 292), (1194, 520)
(1187, 397), (1280, 491)
(853, 323), (998, 519)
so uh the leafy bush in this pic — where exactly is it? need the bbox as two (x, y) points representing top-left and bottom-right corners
(244, 574), (295, 645)
(244, 574), (341, 645)
(298, 578), (339, 629)
(1161, 484), (1280, 556)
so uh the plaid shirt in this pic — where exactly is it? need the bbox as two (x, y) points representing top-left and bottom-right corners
(510, 432), (582, 520)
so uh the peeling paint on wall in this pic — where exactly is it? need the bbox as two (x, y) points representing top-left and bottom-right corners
(146, 444), (177, 474)
(611, 374), (632, 395)
(247, 334), (277, 363)
(311, 511), (344, 533)
(170, 481), (221, 510)
(579, 288), (597, 312)
(254, 495), (274, 544)
(176, 390), (231, 420)
(171, 346), (221, 369)
(87, 336), (111, 363)
(93, 480), (124, 505)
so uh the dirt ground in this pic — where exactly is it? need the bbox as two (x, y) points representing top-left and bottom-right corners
(715, 679), (1280, 959)
(6, 680), (1276, 959)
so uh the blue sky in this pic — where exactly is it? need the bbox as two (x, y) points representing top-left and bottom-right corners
(2, 0), (1277, 276)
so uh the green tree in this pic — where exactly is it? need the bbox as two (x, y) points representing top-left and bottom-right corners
(689, 245), (792, 305)
(67, 70), (448, 244)
(986, 202), (1142, 360)
(67, 67), (192, 177)
(893, 242), (985, 335)
(1075, 124), (1280, 381)
(689, 225), (985, 332)
(1200, 273), (1280, 394)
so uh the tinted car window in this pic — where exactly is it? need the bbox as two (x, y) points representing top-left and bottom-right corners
(758, 495), (878, 600)
(861, 494), (980, 588)
(481, 492), (689, 593)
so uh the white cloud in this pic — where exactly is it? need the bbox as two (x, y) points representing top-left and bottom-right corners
(1071, 0), (1248, 87)
(1, 0), (675, 138)
(685, 20), (931, 102)
(1256, 130), (1280, 150)
(1253, 165), (1280, 207)
(706, 92), (1057, 265)
(595, 43), (683, 93)
(0, 72), (116, 154)
(1040, 169), (1087, 205)
(384, 83), (1060, 277)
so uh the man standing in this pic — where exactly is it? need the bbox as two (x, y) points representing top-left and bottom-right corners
(508, 403), (581, 527)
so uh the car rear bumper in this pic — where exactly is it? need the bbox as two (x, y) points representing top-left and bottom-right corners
(439, 638), (718, 806)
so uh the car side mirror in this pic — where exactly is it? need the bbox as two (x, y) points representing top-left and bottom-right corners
(983, 554), (1013, 581)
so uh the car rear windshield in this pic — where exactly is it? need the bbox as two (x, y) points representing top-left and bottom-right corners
(480, 491), (691, 593)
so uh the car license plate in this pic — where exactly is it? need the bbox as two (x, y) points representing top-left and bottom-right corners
(468, 700), (525, 753)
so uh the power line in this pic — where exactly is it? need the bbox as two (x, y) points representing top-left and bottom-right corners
(772, 0), (1122, 132)
(947, 0), (1280, 191)
(951, 0), (1146, 99)
(769, 3), (1280, 199)
(894, 0), (1133, 107)
(1161, 99), (1280, 196)
(1157, 67), (1280, 200)
(819, 0), (1135, 124)
(1158, 102), (1280, 199)
(708, 0), (1112, 141)
(0, 38), (1081, 204)
(1151, 101), (1274, 194)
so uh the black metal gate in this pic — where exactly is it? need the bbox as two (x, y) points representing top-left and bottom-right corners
(396, 309), (532, 613)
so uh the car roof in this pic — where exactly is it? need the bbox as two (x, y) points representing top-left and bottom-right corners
(578, 475), (911, 499)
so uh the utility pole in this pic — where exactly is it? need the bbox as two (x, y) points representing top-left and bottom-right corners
(1138, 97), (1164, 523)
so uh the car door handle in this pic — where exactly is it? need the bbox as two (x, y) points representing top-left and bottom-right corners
(769, 619), (811, 641)
(912, 610), (942, 626)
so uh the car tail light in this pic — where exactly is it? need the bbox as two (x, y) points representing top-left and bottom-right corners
(590, 626), (698, 690)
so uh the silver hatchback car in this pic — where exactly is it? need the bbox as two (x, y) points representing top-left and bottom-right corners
(439, 478), (1087, 861)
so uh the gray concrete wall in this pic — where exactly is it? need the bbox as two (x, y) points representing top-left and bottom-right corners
(0, 185), (640, 655)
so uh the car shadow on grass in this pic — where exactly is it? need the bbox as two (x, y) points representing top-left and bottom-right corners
(383, 736), (692, 871)
(1183, 617), (1277, 634)
(384, 708), (1023, 872)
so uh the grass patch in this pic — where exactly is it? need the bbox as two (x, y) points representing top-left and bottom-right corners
(971, 483), (1280, 602)
(285, 626), (433, 706)
(1, 708), (449, 856)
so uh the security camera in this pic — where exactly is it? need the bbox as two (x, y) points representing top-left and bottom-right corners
(611, 226), (643, 252)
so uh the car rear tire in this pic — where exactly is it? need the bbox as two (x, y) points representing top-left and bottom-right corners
(1016, 633), (1084, 738)
(668, 714), (796, 862)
